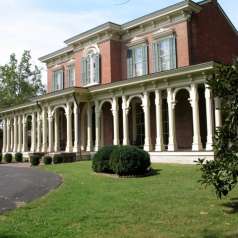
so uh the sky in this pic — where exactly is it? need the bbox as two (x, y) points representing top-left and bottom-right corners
(0, 0), (237, 86)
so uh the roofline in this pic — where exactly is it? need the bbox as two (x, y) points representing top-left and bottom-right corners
(39, 46), (73, 63)
(64, 22), (121, 45)
(122, 0), (201, 30)
(39, 0), (202, 63)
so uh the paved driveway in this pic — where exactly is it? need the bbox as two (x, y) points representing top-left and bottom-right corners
(0, 164), (61, 214)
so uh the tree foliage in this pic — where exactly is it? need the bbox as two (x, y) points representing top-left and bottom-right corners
(198, 59), (238, 199)
(0, 50), (45, 109)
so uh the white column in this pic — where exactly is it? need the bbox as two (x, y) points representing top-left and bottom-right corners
(54, 110), (59, 152)
(73, 102), (80, 153)
(65, 102), (73, 152)
(6, 118), (10, 152)
(22, 116), (27, 153)
(205, 84), (214, 151)
(36, 111), (41, 152)
(143, 92), (152, 151)
(94, 101), (100, 152)
(155, 89), (164, 151)
(167, 88), (177, 151)
(13, 116), (18, 152)
(214, 97), (222, 128)
(112, 97), (119, 146)
(191, 84), (203, 151)
(17, 115), (22, 152)
(10, 121), (13, 152)
(2, 118), (7, 153)
(86, 102), (93, 152)
(122, 95), (129, 145)
(48, 107), (53, 152)
(42, 107), (47, 152)
(31, 112), (36, 152)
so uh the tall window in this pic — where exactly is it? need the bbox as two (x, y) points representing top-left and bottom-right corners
(52, 69), (63, 91)
(127, 44), (148, 78)
(67, 65), (75, 87)
(81, 49), (100, 87)
(152, 35), (177, 72)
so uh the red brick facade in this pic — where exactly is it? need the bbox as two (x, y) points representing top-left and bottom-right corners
(46, 1), (238, 92)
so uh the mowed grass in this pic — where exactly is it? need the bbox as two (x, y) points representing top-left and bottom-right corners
(0, 162), (238, 238)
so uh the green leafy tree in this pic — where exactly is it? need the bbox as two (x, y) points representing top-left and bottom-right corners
(198, 59), (238, 199)
(0, 50), (45, 109)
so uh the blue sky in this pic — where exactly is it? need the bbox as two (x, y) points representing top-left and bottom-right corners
(0, 0), (237, 84)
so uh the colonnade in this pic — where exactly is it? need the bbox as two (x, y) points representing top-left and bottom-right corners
(2, 83), (222, 154)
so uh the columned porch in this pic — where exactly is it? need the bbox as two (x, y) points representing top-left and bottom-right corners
(0, 63), (221, 163)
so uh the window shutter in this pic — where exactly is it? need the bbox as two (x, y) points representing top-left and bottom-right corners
(152, 42), (159, 73)
(80, 57), (87, 86)
(169, 35), (177, 69)
(52, 72), (55, 92)
(142, 44), (148, 75)
(60, 70), (64, 89)
(94, 53), (100, 84)
(127, 49), (133, 78)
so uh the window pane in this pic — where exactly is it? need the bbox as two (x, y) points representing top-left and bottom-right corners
(68, 66), (75, 87)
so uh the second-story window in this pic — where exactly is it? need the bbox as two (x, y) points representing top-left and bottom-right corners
(152, 35), (177, 72)
(127, 44), (148, 78)
(52, 69), (63, 91)
(67, 65), (75, 87)
(81, 49), (100, 87)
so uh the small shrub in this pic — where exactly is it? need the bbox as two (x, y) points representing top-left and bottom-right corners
(53, 154), (63, 164)
(109, 146), (151, 176)
(15, 152), (23, 162)
(30, 154), (41, 166)
(43, 156), (52, 165)
(92, 145), (118, 173)
(4, 153), (12, 163)
(62, 153), (76, 163)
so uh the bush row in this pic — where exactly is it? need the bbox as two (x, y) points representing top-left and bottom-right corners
(0, 153), (24, 163)
(92, 145), (151, 176)
(30, 153), (76, 166)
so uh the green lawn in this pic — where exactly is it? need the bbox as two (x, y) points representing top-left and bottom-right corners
(0, 162), (238, 238)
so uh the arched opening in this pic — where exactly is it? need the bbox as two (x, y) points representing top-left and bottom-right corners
(26, 115), (32, 152)
(128, 97), (144, 148)
(175, 89), (193, 150)
(101, 101), (113, 146)
(53, 107), (67, 152)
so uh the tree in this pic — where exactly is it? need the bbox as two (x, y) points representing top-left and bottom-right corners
(198, 59), (238, 199)
(0, 50), (45, 109)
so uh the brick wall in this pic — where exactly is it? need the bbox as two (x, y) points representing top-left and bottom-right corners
(190, 1), (238, 65)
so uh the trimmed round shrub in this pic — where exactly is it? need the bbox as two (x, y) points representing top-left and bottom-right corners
(30, 155), (41, 166)
(15, 152), (23, 162)
(43, 156), (52, 165)
(92, 145), (118, 173)
(53, 154), (63, 164)
(109, 146), (151, 176)
(4, 153), (12, 163)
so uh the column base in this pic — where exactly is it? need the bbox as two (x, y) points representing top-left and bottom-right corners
(155, 144), (164, 152)
(192, 143), (203, 151)
(168, 144), (176, 152)
(74, 145), (81, 153)
(123, 139), (128, 146)
(206, 142), (213, 151)
(86, 145), (93, 152)
(94, 145), (100, 152)
(144, 144), (152, 152)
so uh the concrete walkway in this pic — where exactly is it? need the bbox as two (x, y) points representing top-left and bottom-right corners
(0, 164), (61, 214)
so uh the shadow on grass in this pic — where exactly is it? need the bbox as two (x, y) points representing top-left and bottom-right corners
(221, 197), (238, 214)
(202, 229), (238, 238)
